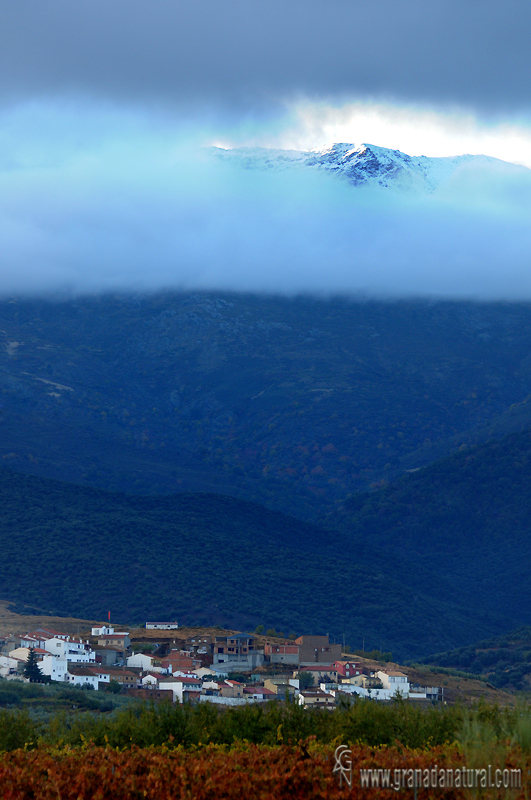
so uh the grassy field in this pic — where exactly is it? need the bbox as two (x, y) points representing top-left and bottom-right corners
(0, 600), (98, 639)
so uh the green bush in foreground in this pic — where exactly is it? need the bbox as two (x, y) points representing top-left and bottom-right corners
(3, 695), (531, 755)
(0, 709), (40, 752)
(0, 697), (461, 752)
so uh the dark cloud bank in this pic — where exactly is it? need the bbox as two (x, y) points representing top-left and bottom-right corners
(0, 0), (530, 115)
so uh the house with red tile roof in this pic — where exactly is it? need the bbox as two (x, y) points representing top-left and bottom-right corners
(97, 633), (130, 648)
(65, 666), (104, 689)
(105, 667), (139, 689)
(161, 651), (201, 673)
(333, 660), (362, 679)
(243, 686), (277, 701)
(20, 630), (68, 649)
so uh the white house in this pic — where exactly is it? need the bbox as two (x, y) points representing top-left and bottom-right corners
(168, 670), (198, 680)
(377, 671), (410, 696)
(91, 667), (111, 684)
(158, 677), (202, 703)
(126, 653), (164, 672)
(145, 622), (179, 630)
(141, 673), (160, 686)
(44, 637), (95, 663)
(20, 634), (49, 649)
(65, 668), (99, 689)
(40, 637), (97, 683)
(65, 666), (110, 688)
(41, 653), (69, 682)
(91, 626), (114, 637)
(202, 680), (220, 695)
(0, 655), (19, 677)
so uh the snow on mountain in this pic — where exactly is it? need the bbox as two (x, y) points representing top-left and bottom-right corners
(209, 142), (519, 193)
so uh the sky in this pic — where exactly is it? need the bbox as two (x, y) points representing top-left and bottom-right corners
(1, 0), (531, 298)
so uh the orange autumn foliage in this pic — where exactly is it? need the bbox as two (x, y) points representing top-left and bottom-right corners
(0, 741), (529, 800)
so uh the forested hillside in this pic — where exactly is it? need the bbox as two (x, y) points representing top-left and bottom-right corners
(333, 429), (531, 624)
(4, 296), (531, 659)
(2, 294), (531, 521)
(420, 627), (531, 691)
(0, 469), (507, 660)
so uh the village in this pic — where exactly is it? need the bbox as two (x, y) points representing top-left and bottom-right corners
(0, 621), (443, 708)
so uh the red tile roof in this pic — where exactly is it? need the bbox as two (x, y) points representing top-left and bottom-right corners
(68, 668), (97, 677)
(106, 668), (138, 677)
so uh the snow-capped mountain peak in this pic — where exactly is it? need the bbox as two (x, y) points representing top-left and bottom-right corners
(209, 142), (515, 193)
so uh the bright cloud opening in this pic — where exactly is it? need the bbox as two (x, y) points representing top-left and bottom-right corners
(223, 101), (531, 169)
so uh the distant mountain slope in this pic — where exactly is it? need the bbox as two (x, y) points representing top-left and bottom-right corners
(399, 394), (531, 472)
(419, 627), (531, 692)
(0, 469), (508, 661)
(332, 428), (531, 626)
(3, 294), (531, 522)
(210, 142), (523, 192)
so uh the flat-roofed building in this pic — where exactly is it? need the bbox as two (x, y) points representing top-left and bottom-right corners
(295, 635), (342, 665)
(264, 642), (299, 665)
(213, 633), (264, 669)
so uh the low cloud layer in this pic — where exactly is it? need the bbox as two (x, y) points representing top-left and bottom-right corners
(1, 103), (531, 300)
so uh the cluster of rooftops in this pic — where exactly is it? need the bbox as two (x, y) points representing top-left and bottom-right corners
(0, 625), (442, 704)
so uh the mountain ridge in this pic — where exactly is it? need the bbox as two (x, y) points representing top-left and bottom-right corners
(210, 141), (523, 192)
